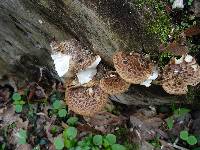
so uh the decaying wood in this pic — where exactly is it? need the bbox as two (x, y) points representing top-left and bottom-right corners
(0, 0), (187, 105)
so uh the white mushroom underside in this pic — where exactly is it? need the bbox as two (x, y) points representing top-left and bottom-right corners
(174, 55), (193, 65)
(184, 55), (193, 63)
(172, 0), (184, 9)
(140, 67), (158, 87)
(51, 53), (71, 77)
(77, 55), (101, 84)
(77, 69), (97, 84)
(175, 56), (184, 64)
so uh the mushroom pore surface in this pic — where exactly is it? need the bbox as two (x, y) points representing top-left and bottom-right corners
(99, 71), (130, 95)
(162, 55), (200, 95)
(113, 51), (154, 84)
(66, 86), (108, 116)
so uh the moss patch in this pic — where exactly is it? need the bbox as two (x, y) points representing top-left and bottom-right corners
(135, 0), (172, 44)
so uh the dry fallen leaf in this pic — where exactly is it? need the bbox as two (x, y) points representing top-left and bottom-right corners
(84, 111), (126, 133)
(184, 26), (200, 37)
(161, 42), (189, 56)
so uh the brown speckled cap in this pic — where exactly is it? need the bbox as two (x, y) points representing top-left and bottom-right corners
(50, 39), (100, 73)
(99, 71), (130, 95)
(162, 55), (200, 95)
(66, 86), (108, 117)
(113, 51), (154, 84)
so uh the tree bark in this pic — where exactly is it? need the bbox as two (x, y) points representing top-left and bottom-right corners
(0, 0), (186, 105)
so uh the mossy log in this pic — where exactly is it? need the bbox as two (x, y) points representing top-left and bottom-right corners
(0, 0), (188, 105)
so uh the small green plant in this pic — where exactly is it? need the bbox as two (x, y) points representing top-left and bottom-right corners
(187, 0), (193, 5)
(53, 127), (77, 149)
(16, 129), (27, 144)
(50, 125), (60, 135)
(93, 135), (103, 146)
(149, 136), (161, 148)
(67, 117), (78, 126)
(180, 130), (197, 145)
(54, 137), (64, 150)
(0, 143), (6, 150)
(52, 100), (68, 118)
(78, 133), (126, 150)
(12, 93), (25, 113)
(166, 116), (174, 129)
(53, 127), (126, 150)
(174, 108), (190, 117)
(166, 108), (191, 129)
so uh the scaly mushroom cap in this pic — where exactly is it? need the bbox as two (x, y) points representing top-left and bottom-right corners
(50, 39), (100, 72)
(113, 51), (154, 84)
(66, 86), (108, 116)
(99, 71), (130, 95)
(162, 55), (200, 95)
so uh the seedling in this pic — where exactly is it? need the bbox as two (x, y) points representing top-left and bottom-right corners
(180, 130), (197, 146)
(53, 127), (126, 150)
(16, 129), (27, 144)
(12, 93), (25, 113)
(67, 117), (78, 126)
(54, 137), (64, 150)
(93, 135), (103, 146)
(187, 0), (193, 6)
(53, 127), (78, 149)
(52, 100), (67, 118)
(166, 108), (191, 129)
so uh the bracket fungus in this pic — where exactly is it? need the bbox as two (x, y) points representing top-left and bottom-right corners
(50, 39), (101, 84)
(162, 55), (200, 95)
(66, 86), (108, 116)
(113, 51), (157, 87)
(99, 71), (130, 95)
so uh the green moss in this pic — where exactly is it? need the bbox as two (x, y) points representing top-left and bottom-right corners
(135, 0), (172, 44)
(158, 51), (173, 68)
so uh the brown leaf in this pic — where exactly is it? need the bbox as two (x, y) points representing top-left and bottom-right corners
(163, 42), (188, 56)
(130, 111), (164, 140)
(184, 26), (200, 37)
(85, 111), (126, 133)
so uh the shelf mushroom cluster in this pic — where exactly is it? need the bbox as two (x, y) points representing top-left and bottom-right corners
(113, 51), (158, 87)
(50, 40), (200, 116)
(161, 55), (200, 95)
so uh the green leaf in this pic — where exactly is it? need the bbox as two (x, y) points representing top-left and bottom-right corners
(17, 129), (27, 144)
(66, 139), (77, 149)
(12, 93), (21, 101)
(166, 117), (174, 129)
(174, 108), (190, 117)
(180, 130), (189, 141)
(111, 144), (126, 150)
(187, 135), (197, 145)
(93, 135), (103, 146)
(67, 117), (78, 126)
(13, 101), (20, 105)
(63, 127), (77, 140)
(53, 100), (62, 109)
(58, 109), (67, 117)
(54, 137), (64, 150)
(106, 134), (116, 145)
(0, 143), (6, 150)
(15, 105), (23, 113)
(103, 138), (110, 148)
(19, 101), (25, 105)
